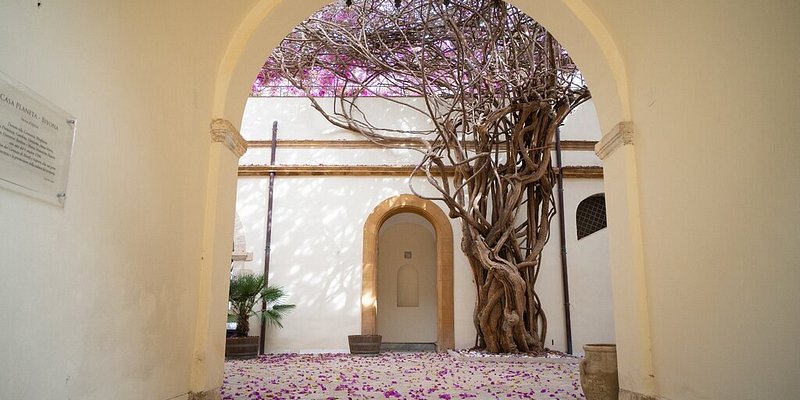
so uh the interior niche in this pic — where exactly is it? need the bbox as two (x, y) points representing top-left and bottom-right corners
(397, 264), (419, 307)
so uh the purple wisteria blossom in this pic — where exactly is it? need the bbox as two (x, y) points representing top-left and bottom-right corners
(221, 352), (585, 399)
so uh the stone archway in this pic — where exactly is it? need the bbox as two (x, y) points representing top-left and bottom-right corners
(362, 194), (454, 351)
(212, 2), (658, 398)
(212, 0), (629, 134)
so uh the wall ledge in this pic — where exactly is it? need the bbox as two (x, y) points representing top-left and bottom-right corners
(238, 164), (603, 178)
(619, 388), (661, 400)
(188, 388), (221, 400)
(247, 138), (599, 151)
(595, 121), (634, 160)
(210, 119), (248, 158)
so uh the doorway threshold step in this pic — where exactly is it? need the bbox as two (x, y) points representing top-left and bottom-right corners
(382, 342), (437, 352)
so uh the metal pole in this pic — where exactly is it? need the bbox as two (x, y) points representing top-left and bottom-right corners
(259, 121), (278, 355)
(555, 127), (573, 354)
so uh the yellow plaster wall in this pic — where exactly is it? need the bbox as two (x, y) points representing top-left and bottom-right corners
(584, 1), (800, 399)
(191, 142), (242, 394)
(0, 1), (253, 399)
(2, 1), (798, 399)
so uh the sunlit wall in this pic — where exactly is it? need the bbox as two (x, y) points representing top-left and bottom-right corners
(234, 97), (614, 353)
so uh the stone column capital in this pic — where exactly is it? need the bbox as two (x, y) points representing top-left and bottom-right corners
(210, 119), (247, 158)
(595, 121), (634, 160)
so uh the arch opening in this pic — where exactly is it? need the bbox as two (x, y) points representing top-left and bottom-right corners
(378, 213), (437, 346)
(213, 0), (644, 392)
(213, 0), (629, 133)
(362, 194), (454, 351)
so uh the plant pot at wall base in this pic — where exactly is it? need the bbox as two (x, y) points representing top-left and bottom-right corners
(348, 334), (382, 355)
(579, 344), (619, 400)
(225, 336), (260, 359)
(226, 274), (295, 359)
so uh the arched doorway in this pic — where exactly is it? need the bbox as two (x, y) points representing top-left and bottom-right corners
(362, 194), (454, 351)
(212, 2), (655, 398)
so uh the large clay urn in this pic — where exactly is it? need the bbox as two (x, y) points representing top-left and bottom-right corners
(579, 344), (619, 400)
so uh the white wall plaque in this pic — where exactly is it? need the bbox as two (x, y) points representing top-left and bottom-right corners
(0, 71), (76, 206)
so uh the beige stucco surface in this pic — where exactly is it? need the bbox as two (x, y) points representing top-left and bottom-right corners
(0, 1), (252, 399)
(238, 175), (474, 352)
(583, 2), (800, 399)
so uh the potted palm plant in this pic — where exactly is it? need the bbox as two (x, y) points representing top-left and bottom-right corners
(225, 273), (295, 359)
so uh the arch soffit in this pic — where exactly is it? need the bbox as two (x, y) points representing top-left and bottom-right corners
(214, 0), (630, 134)
(365, 194), (452, 241)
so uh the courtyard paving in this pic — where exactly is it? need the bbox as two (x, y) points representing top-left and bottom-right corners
(221, 352), (586, 399)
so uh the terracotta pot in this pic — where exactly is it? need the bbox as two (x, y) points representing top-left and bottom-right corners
(579, 344), (619, 400)
(225, 336), (260, 359)
(348, 334), (382, 355)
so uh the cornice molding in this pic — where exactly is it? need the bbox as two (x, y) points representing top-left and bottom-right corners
(559, 166), (605, 179)
(247, 139), (599, 151)
(595, 121), (634, 160)
(238, 164), (603, 179)
(240, 164), (432, 177)
(210, 119), (248, 158)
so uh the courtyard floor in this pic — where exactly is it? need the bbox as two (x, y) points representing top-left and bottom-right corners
(221, 352), (586, 399)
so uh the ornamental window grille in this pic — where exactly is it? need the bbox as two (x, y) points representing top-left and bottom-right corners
(576, 194), (607, 240)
